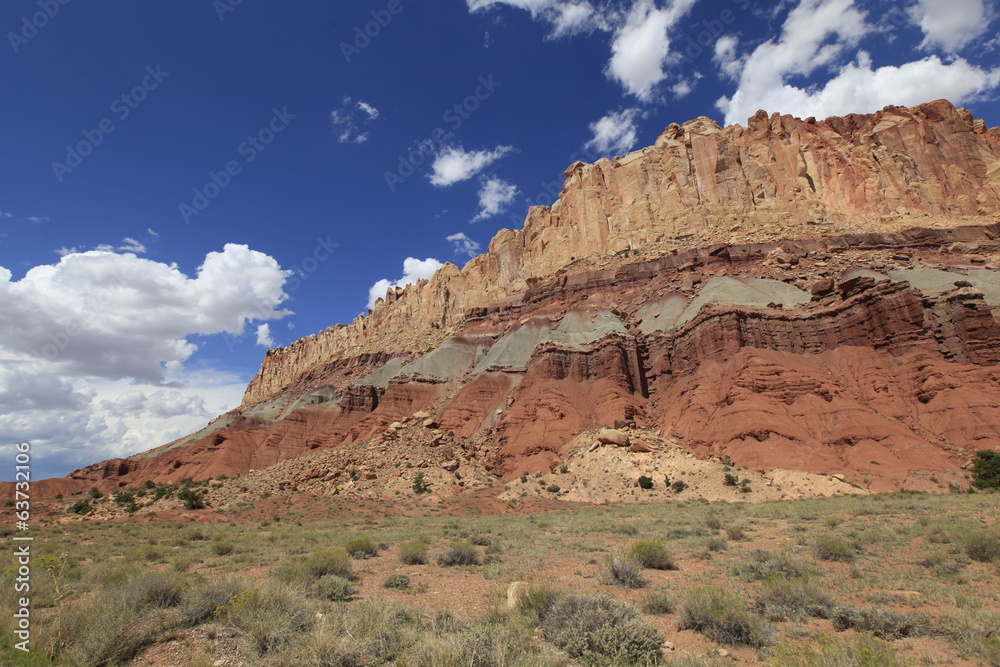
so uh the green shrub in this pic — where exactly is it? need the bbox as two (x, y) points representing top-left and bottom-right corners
(970, 450), (1000, 489)
(813, 535), (857, 562)
(672, 480), (688, 493)
(725, 525), (747, 541)
(212, 541), (236, 556)
(831, 605), (923, 639)
(724, 473), (738, 486)
(961, 530), (1000, 562)
(627, 540), (676, 570)
(179, 576), (245, 626)
(437, 541), (480, 566)
(89, 487), (103, 499)
(637, 476), (653, 490)
(541, 594), (663, 665)
(756, 577), (835, 621)
(316, 574), (358, 601)
(383, 574), (411, 589)
(774, 633), (905, 666)
(641, 589), (676, 615)
(706, 536), (728, 552)
(705, 515), (723, 531)
(735, 550), (812, 581)
(69, 499), (92, 515)
(546, 483), (561, 493)
(677, 586), (774, 648)
(345, 535), (379, 559)
(304, 548), (353, 579)
(221, 584), (314, 654)
(600, 555), (647, 589)
(412, 473), (430, 493)
(177, 487), (205, 510)
(399, 539), (429, 565)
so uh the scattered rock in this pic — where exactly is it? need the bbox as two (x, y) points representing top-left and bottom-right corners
(441, 460), (460, 472)
(507, 581), (529, 609)
(597, 428), (630, 447)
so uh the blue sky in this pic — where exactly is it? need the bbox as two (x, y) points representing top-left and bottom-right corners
(1, 0), (998, 480)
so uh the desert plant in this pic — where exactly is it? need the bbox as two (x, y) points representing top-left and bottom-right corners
(437, 541), (480, 566)
(725, 525), (747, 541)
(672, 480), (688, 493)
(637, 476), (653, 490)
(970, 450), (1000, 490)
(600, 554), (647, 588)
(540, 594), (663, 665)
(179, 575), (245, 626)
(737, 550), (812, 582)
(212, 541), (236, 556)
(221, 584), (314, 654)
(813, 534), (857, 562)
(627, 540), (676, 570)
(724, 473), (738, 486)
(304, 548), (353, 580)
(412, 472), (431, 494)
(399, 539), (429, 565)
(756, 576), (835, 621)
(383, 574), (411, 589)
(831, 605), (923, 639)
(89, 487), (103, 499)
(68, 499), (92, 515)
(641, 589), (676, 615)
(677, 586), (774, 648)
(773, 633), (905, 666)
(316, 574), (358, 601)
(177, 487), (205, 510)
(344, 535), (379, 559)
(960, 530), (1000, 562)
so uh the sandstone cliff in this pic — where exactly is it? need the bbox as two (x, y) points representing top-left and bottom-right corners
(16, 100), (1000, 502)
(243, 99), (1000, 407)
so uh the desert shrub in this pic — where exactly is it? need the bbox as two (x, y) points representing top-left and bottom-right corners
(813, 534), (857, 562)
(545, 483), (561, 493)
(470, 535), (492, 546)
(305, 548), (353, 579)
(316, 574), (358, 601)
(399, 540), (429, 565)
(627, 540), (676, 570)
(89, 487), (103, 499)
(126, 570), (186, 608)
(69, 499), (92, 515)
(437, 541), (480, 566)
(773, 633), (905, 666)
(725, 525), (747, 541)
(541, 594), (663, 665)
(514, 583), (557, 623)
(706, 536), (728, 552)
(344, 535), (379, 559)
(177, 487), (205, 510)
(641, 589), (676, 615)
(735, 550), (812, 581)
(179, 576), (246, 625)
(941, 609), (1000, 665)
(831, 605), (923, 639)
(412, 473), (430, 494)
(970, 450), (1000, 490)
(960, 530), (1000, 562)
(676, 586), (774, 648)
(672, 480), (688, 493)
(637, 476), (653, 490)
(383, 574), (411, 589)
(212, 541), (236, 556)
(51, 594), (152, 666)
(600, 554), (647, 589)
(756, 577), (835, 621)
(221, 584), (314, 654)
(724, 473), (738, 486)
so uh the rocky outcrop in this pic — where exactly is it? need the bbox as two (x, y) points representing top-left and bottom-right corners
(15, 101), (1000, 501)
(243, 100), (1000, 407)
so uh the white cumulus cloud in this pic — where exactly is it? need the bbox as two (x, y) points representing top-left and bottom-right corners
(255, 323), (274, 347)
(716, 0), (1000, 126)
(428, 146), (515, 187)
(584, 108), (642, 157)
(0, 245), (293, 479)
(447, 232), (482, 258)
(910, 0), (993, 53)
(471, 177), (519, 222)
(367, 257), (445, 309)
(606, 0), (694, 101)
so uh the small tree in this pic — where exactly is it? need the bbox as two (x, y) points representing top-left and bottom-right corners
(412, 473), (430, 494)
(724, 474), (738, 487)
(672, 480), (688, 494)
(638, 476), (654, 490)
(970, 450), (1000, 490)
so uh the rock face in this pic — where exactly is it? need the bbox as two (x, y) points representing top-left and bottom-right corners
(16, 100), (1000, 500)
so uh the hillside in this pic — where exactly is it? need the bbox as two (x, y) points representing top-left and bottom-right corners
(20, 99), (1000, 500)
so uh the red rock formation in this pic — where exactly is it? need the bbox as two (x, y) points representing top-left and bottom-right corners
(13, 101), (1000, 500)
